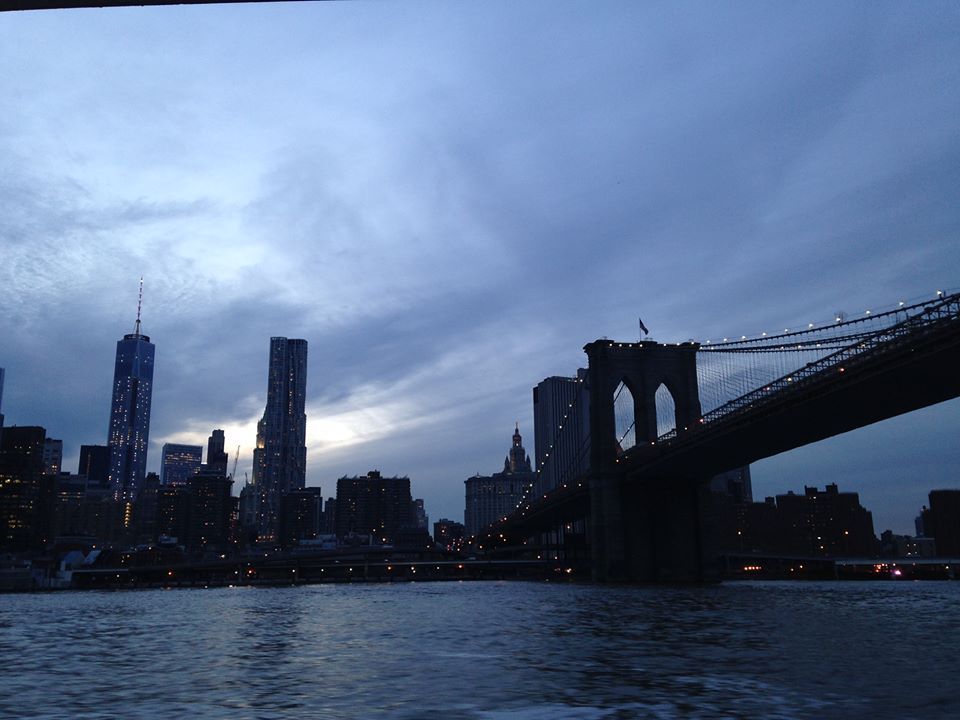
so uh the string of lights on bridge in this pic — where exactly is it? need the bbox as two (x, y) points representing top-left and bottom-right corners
(700, 289), (951, 349)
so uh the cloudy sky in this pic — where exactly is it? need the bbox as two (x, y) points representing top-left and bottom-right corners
(1, 1), (958, 533)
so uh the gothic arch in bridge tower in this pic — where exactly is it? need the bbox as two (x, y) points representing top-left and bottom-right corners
(654, 382), (677, 437)
(613, 378), (638, 453)
(583, 340), (702, 470)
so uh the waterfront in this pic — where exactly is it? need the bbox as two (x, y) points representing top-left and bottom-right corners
(1, 581), (957, 719)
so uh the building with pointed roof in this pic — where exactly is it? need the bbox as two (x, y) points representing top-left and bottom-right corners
(107, 280), (155, 501)
(464, 424), (536, 538)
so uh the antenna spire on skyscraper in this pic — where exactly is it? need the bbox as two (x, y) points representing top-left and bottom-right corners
(134, 276), (143, 336)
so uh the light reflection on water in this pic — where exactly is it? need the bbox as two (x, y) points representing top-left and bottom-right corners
(1, 581), (957, 719)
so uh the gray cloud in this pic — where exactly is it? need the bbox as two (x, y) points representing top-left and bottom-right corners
(0, 1), (958, 529)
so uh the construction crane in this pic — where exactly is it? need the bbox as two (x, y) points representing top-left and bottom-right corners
(231, 445), (240, 481)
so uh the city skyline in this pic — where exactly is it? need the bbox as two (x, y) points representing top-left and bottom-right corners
(1, 2), (959, 532)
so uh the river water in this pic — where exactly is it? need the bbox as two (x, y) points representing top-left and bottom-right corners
(1, 580), (957, 719)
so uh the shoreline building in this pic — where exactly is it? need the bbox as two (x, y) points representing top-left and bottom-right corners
(335, 470), (413, 544)
(107, 283), (155, 500)
(464, 424), (536, 538)
(251, 337), (308, 541)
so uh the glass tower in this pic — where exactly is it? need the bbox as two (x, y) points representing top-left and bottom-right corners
(252, 337), (308, 540)
(107, 285), (155, 500)
(160, 443), (202, 486)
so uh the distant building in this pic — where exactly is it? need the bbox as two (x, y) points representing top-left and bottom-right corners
(336, 470), (413, 544)
(321, 497), (336, 535)
(206, 429), (229, 475)
(52, 473), (89, 539)
(106, 293), (155, 500)
(188, 470), (234, 551)
(0, 426), (48, 550)
(42, 439), (63, 476)
(879, 530), (937, 558)
(160, 443), (202, 486)
(728, 484), (876, 557)
(533, 372), (590, 495)
(434, 518), (465, 552)
(278, 487), (323, 548)
(134, 472), (162, 543)
(252, 337), (308, 540)
(926, 489), (960, 556)
(156, 485), (192, 546)
(709, 466), (753, 504)
(413, 498), (428, 529)
(464, 424), (537, 538)
(79, 445), (110, 487)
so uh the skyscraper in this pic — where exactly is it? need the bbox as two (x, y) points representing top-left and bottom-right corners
(206, 429), (229, 474)
(533, 371), (590, 496)
(252, 337), (308, 540)
(160, 443), (202, 486)
(107, 283), (155, 500)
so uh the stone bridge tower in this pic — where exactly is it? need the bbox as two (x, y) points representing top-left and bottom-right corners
(583, 340), (710, 582)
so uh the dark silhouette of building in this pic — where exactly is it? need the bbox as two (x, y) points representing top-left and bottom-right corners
(152, 469), (234, 553)
(412, 498), (428, 529)
(533, 372), (589, 495)
(464, 425), (536, 537)
(724, 484), (876, 557)
(52, 473), (89, 539)
(710, 466), (753, 504)
(252, 337), (308, 541)
(188, 470), (234, 551)
(336, 470), (413, 544)
(106, 287), (155, 500)
(926, 489), (960, 556)
(160, 443), (202, 486)
(775, 484), (876, 556)
(321, 497), (336, 535)
(156, 485), (192, 546)
(79, 445), (110, 487)
(0, 426), (48, 551)
(434, 518), (465, 552)
(133, 472), (161, 543)
(206, 429), (229, 474)
(879, 530), (936, 558)
(278, 487), (322, 548)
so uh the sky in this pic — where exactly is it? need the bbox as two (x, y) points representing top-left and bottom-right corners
(1, 1), (958, 534)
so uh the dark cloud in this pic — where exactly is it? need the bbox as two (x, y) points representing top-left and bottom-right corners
(0, 2), (958, 528)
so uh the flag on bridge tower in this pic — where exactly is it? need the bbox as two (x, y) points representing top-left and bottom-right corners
(639, 317), (650, 337)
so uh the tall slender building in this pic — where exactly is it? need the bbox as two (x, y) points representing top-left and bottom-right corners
(107, 282), (155, 500)
(252, 337), (308, 540)
(533, 371), (590, 496)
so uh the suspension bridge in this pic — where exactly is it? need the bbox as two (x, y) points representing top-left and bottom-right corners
(480, 290), (960, 581)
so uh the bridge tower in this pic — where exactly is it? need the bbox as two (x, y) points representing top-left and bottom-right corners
(583, 340), (711, 582)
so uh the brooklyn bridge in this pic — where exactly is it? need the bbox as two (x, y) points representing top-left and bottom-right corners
(480, 290), (960, 582)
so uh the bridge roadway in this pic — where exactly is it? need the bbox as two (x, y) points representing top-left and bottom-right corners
(488, 294), (960, 578)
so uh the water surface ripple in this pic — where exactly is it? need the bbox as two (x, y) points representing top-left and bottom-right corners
(1, 581), (957, 719)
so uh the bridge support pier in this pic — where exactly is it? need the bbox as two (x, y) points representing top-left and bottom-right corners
(591, 473), (719, 582)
